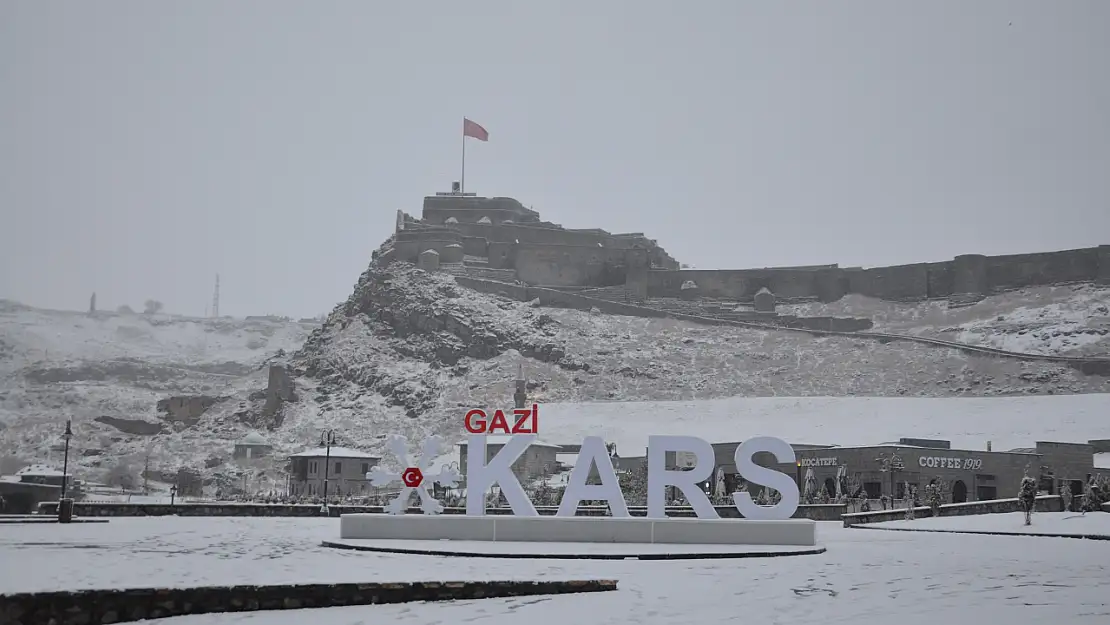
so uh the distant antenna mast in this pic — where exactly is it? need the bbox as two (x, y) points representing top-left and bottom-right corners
(211, 274), (220, 318)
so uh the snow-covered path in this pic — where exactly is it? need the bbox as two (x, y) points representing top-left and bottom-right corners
(870, 510), (1110, 536)
(2, 516), (1108, 624)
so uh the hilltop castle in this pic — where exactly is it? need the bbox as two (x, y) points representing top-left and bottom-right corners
(378, 189), (1110, 307)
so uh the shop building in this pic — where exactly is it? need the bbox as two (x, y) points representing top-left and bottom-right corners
(288, 447), (381, 497)
(707, 438), (1094, 504)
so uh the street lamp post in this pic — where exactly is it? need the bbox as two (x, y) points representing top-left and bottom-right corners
(61, 420), (73, 499)
(57, 420), (75, 523)
(320, 430), (335, 515)
(876, 449), (904, 505)
(170, 484), (178, 506)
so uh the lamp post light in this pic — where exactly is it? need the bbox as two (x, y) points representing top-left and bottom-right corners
(170, 484), (178, 506)
(61, 420), (73, 499)
(320, 430), (336, 515)
(57, 420), (75, 523)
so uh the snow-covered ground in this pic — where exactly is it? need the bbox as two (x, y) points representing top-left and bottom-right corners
(2, 516), (1108, 624)
(870, 511), (1110, 537)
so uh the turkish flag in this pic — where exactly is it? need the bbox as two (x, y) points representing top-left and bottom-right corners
(463, 118), (489, 141)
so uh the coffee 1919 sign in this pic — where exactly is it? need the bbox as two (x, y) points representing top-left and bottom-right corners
(919, 455), (983, 471)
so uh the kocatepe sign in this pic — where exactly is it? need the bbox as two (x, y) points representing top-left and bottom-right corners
(919, 455), (983, 471)
(798, 457), (839, 467)
(463, 434), (801, 521)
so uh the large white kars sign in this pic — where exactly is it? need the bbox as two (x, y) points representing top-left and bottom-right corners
(467, 434), (799, 520)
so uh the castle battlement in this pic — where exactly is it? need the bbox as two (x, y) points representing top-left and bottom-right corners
(386, 194), (1109, 306)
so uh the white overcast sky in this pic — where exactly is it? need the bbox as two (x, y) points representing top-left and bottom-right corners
(1, 0), (1107, 318)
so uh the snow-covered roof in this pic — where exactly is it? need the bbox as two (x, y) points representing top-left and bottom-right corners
(456, 435), (563, 449)
(239, 432), (270, 446)
(15, 464), (65, 477)
(289, 446), (379, 459)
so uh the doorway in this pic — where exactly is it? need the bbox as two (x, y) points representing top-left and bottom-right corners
(952, 480), (968, 503)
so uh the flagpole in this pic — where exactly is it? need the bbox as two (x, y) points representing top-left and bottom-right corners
(460, 120), (466, 194)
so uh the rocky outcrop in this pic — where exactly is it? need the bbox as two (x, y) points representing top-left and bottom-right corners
(94, 416), (166, 436)
(294, 263), (587, 418)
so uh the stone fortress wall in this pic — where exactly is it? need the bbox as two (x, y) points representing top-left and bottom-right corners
(385, 193), (1110, 308)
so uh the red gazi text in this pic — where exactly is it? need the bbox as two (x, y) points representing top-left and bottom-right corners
(464, 405), (539, 434)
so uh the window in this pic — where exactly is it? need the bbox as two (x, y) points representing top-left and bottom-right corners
(335, 462), (342, 474)
(361, 463), (370, 474)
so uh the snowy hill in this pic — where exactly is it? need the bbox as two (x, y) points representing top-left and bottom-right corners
(1, 262), (1109, 494)
(781, 283), (1110, 357)
(0, 300), (315, 486)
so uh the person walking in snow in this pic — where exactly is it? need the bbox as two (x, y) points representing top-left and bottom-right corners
(925, 479), (942, 517)
(1018, 473), (1037, 526)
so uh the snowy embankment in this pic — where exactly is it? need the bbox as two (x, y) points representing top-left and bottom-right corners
(869, 511), (1110, 537)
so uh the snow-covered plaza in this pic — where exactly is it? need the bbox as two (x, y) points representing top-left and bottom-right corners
(3, 515), (1108, 624)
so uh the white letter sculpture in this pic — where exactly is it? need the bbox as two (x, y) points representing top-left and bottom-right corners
(465, 435), (538, 516)
(732, 436), (800, 520)
(367, 434), (460, 515)
(557, 435), (630, 517)
(646, 435), (718, 519)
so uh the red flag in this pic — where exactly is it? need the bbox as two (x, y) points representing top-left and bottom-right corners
(463, 118), (489, 141)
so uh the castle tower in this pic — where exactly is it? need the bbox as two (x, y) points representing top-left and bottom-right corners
(514, 363), (527, 409)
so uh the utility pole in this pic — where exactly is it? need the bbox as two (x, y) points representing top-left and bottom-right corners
(143, 447), (153, 495)
(211, 274), (220, 318)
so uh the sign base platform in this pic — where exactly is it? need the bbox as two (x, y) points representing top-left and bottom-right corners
(323, 537), (825, 560)
(339, 514), (818, 547)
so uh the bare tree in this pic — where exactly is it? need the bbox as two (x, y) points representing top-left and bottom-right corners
(105, 462), (139, 490)
(143, 299), (164, 315)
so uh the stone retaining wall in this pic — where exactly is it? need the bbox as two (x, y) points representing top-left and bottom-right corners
(0, 579), (618, 625)
(842, 495), (1064, 527)
(38, 502), (846, 521)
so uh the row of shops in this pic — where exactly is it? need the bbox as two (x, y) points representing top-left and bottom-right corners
(705, 438), (1098, 503)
